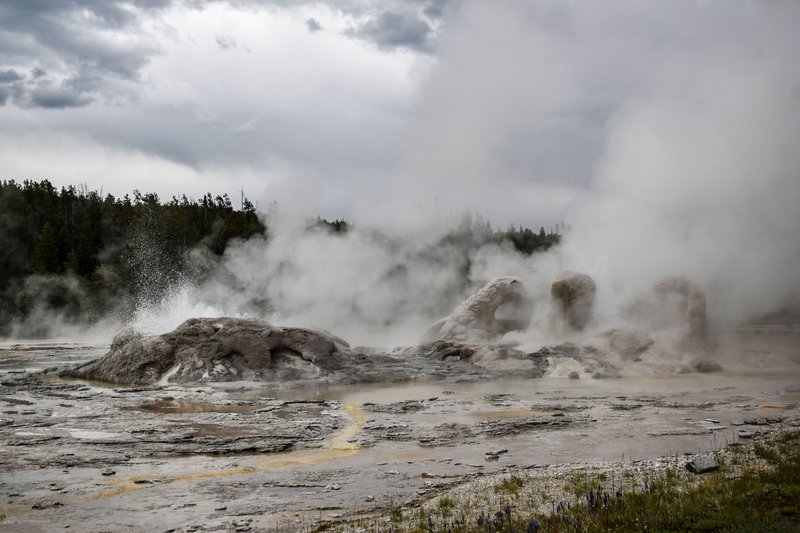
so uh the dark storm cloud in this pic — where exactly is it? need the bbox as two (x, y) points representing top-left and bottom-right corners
(28, 86), (92, 109)
(306, 17), (323, 32)
(339, 0), (457, 53)
(422, 0), (450, 19)
(0, 0), (448, 109)
(0, 65), (106, 108)
(349, 10), (434, 52)
(0, 0), (169, 108)
(0, 69), (24, 83)
(229, 0), (454, 51)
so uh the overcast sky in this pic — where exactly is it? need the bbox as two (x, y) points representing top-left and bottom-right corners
(0, 0), (798, 229)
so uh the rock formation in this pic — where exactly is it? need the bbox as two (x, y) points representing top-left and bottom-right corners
(61, 317), (352, 385)
(58, 275), (720, 386)
(551, 272), (596, 330)
(61, 315), (549, 386)
(423, 277), (533, 343)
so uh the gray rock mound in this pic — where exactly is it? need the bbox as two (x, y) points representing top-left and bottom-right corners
(402, 340), (549, 378)
(551, 272), (596, 330)
(412, 340), (537, 364)
(61, 317), (352, 385)
(424, 277), (532, 343)
(61, 317), (552, 386)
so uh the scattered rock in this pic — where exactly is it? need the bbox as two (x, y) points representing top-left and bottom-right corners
(686, 456), (719, 474)
(362, 400), (428, 414)
(743, 416), (783, 425)
(172, 503), (197, 509)
(232, 519), (252, 526)
(31, 500), (63, 510)
(693, 360), (723, 373)
(486, 449), (508, 456)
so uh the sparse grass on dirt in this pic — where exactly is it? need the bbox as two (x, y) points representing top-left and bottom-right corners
(319, 429), (800, 532)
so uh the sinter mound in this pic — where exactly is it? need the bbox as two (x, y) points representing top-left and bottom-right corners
(423, 277), (533, 343)
(61, 313), (549, 386)
(61, 317), (353, 385)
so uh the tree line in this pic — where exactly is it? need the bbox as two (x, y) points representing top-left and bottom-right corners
(0, 179), (560, 337)
(0, 179), (265, 335)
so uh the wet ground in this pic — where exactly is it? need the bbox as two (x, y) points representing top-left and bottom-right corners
(0, 327), (799, 532)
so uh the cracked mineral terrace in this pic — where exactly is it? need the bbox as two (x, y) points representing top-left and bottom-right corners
(0, 323), (798, 532)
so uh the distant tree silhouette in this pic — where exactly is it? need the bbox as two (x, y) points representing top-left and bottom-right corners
(31, 223), (60, 274)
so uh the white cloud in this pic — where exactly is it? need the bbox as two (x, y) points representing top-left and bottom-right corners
(0, 2), (431, 214)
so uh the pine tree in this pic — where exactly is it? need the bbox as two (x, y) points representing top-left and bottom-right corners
(31, 223), (60, 274)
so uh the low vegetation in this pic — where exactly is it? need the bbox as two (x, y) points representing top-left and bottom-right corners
(322, 429), (800, 532)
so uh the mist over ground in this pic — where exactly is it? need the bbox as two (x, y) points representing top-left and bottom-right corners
(148, 212), (563, 347)
(2, 1), (799, 345)
(149, 1), (800, 345)
(378, 0), (800, 329)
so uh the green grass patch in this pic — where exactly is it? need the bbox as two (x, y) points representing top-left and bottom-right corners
(493, 474), (525, 495)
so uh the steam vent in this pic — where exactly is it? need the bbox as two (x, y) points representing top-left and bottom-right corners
(624, 276), (714, 351)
